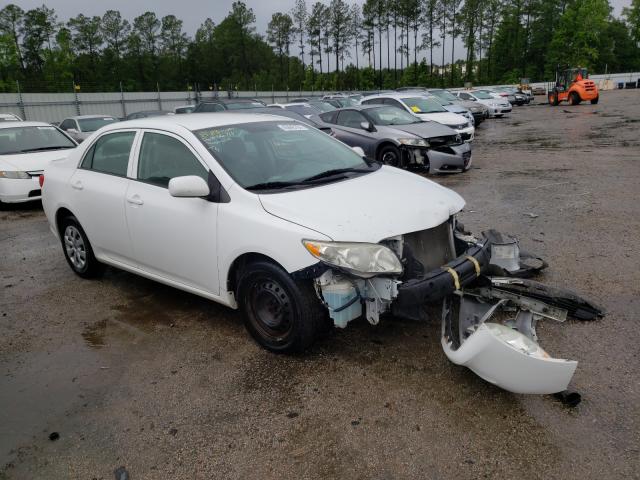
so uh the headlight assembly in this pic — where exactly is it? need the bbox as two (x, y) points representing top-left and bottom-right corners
(302, 240), (403, 278)
(397, 138), (429, 147)
(485, 323), (550, 359)
(0, 171), (30, 179)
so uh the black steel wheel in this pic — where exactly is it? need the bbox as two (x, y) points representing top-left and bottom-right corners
(238, 260), (326, 353)
(591, 96), (599, 105)
(569, 92), (581, 105)
(378, 144), (402, 167)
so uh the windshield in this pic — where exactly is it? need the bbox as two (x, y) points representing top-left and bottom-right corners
(285, 105), (321, 118)
(309, 102), (336, 113)
(401, 97), (446, 114)
(78, 117), (118, 132)
(225, 101), (266, 110)
(366, 106), (421, 125)
(430, 90), (458, 102)
(428, 96), (452, 106)
(195, 121), (374, 190)
(0, 125), (76, 155)
(472, 91), (494, 99)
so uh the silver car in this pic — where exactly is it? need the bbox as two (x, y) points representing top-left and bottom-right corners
(319, 105), (472, 174)
(427, 89), (488, 124)
(58, 115), (119, 143)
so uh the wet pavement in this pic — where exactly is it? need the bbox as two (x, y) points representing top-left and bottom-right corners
(1, 90), (639, 479)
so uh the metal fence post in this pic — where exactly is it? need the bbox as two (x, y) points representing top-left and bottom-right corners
(73, 82), (81, 115)
(157, 83), (162, 110)
(16, 80), (26, 120)
(120, 82), (127, 118)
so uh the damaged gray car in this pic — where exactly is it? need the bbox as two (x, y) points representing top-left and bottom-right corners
(319, 105), (472, 173)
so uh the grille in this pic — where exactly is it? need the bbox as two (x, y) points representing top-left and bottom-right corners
(460, 132), (472, 141)
(401, 222), (455, 277)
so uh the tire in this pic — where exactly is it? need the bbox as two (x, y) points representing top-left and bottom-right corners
(377, 144), (402, 167)
(59, 216), (105, 278)
(548, 93), (559, 106)
(237, 260), (327, 353)
(591, 96), (599, 105)
(569, 92), (581, 105)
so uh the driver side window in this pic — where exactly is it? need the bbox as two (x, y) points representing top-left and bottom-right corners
(137, 132), (208, 188)
(337, 110), (367, 129)
(460, 93), (471, 100)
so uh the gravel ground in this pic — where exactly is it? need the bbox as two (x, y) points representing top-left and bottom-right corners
(1, 90), (639, 480)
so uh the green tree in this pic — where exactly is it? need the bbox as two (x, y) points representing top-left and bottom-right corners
(0, 4), (25, 71)
(267, 12), (294, 84)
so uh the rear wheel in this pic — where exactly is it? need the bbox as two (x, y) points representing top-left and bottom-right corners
(60, 216), (105, 278)
(591, 96), (599, 105)
(377, 144), (402, 167)
(237, 260), (327, 353)
(569, 92), (581, 105)
(548, 92), (559, 106)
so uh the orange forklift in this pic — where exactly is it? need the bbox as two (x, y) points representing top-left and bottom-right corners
(548, 66), (599, 106)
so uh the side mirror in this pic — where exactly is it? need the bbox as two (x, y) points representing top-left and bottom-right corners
(352, 146), (365, 157)
(168, 176), (210, 198)
(360, 121), (375, 132)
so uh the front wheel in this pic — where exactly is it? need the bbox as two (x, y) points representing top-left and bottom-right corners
(60, 216), (105, 278)
(378, 144), (402, 167)
(591, 96), (599, 105)
(548, 92), (559, 106)
(237, 260), (327, 353)
(569, 92), (581, 105)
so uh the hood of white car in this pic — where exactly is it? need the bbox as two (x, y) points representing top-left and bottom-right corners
(416, 111), (468, 126)
(259, 166), (465, 242)
(0, 149), (75, 172)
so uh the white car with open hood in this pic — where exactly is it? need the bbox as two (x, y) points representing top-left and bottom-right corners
(41, 113), (602, 396)
(0, 121), (77, 205)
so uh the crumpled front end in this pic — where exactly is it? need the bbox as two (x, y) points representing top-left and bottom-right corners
(308, 217), (604, 395)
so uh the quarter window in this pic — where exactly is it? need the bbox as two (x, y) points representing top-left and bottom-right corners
(137, 132), (208, 188)
(80, 131), (135, 176)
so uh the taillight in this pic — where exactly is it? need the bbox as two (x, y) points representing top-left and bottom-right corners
(39, 174), (44, 188)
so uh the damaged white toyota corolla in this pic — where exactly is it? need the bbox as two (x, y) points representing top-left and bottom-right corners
(42, 113), (603, 395)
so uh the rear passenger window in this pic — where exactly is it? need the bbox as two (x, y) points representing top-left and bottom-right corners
(137, 132), (208, 188)
(80, 131), (135, 176)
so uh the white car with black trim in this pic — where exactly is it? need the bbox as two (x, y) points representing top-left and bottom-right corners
(0, 121), (76, 205)
(455, 90), (512, 117)
(42, 113), (603, 396)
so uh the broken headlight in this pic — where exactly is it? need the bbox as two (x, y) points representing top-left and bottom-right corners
(397, 138), (429, 147)
(302, 240), (403, 278)
(485, 323), (550, 359)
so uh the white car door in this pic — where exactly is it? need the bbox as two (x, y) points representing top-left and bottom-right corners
(67, 130), (138, 264)
(125, 130), (219, 294)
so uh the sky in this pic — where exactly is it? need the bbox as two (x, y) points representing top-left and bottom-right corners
(14, 0), (634, 68)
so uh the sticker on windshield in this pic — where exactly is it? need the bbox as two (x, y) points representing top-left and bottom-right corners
(410, 105), (422, 113)
(278, 124), (308, 131)
(36, 126), (55, 130)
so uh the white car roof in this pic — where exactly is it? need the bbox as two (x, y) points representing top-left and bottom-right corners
(103, 112), (301, 132)
(363, 93), (427, 101)
(66, 114), (117, 120)
(0, 120), (54, 130)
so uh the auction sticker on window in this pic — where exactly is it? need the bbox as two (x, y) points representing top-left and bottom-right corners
(278, 124), (308, 131)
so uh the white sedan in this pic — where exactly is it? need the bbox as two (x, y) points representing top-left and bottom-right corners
(455, 90), (512, 117)
(42, 113), (587, 395)
(361, 94), (475, 141)
(0, 121), (76, 205)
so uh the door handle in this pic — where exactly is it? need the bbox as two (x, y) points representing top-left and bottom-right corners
(71, 180), (83, 190)
(126, 195), (144, 206)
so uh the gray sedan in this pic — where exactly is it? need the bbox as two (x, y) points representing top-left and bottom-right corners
(319, 105), (471, 174)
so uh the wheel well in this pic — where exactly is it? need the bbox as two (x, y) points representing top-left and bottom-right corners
(226, 252), (286, 296)
(375, 141), (398, 160)
(55, 207), (75, 235)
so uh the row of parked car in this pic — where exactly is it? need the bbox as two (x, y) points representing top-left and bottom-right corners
(0, 85), (531, 207)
